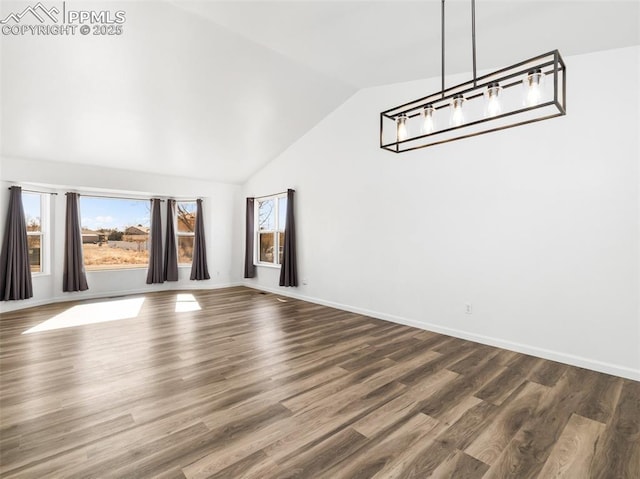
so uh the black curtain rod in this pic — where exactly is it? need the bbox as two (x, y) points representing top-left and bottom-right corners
(7, 187), (58, 195)
(8, 187), (203, 202)
(253, 190), (292, 200)
(69, 194), (203, 202)
(67, 193), (165, 202)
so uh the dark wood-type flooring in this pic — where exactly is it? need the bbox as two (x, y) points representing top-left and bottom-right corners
(1, 287), (638, 478)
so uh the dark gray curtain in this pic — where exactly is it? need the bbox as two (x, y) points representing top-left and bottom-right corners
(190, 199), (210, 281)
(0, 186), (33, 301)
(279, 189), (298, 287)
(146, 199), (164, 284)
(164, 199), (178, 282)
(63, 193), (89, 292)
(244, 197), (256, 278)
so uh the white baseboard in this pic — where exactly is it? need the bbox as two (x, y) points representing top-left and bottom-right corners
(243, 282), (640, 382)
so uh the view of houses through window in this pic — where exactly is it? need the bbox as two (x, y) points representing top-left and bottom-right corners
(78, 197), (198, 270)
(80, 197), (151, 270)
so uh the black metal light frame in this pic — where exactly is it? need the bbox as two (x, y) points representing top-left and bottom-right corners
(380, 1), (566, 153)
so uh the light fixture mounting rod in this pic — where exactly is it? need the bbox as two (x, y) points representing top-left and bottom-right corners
(472, 0), (477, 86)
(441, 0), (445, 98)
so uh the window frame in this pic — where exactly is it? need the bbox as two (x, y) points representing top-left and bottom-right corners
(23, 192), (49, 276)
(255, 193), (287, 268)
(175, 200), (197, 266)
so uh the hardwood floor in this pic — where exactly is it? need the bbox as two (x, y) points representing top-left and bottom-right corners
(0, 287), (638, 478)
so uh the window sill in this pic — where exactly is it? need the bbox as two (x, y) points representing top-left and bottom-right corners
(85, 266), (147, 272)
(255, 262), (281, 269)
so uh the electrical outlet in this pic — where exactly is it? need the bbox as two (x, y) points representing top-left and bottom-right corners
(465, 303), (473, 314)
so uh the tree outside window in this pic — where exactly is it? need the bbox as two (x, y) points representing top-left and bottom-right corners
(176, 201), (196, 264)
(257, 194), (287, 266)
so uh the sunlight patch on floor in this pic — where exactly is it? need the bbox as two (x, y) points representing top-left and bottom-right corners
(22, 297), (146, 334)
(175, 293), (201, 313)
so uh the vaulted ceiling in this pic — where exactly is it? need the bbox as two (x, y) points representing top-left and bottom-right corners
(1, 1), (638, 184)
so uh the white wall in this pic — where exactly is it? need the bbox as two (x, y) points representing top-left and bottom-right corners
(240, 46), (640, 381)
(0, 157), (241, 313)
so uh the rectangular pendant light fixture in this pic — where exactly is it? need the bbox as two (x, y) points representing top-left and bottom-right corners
(380, 1), (566, 153)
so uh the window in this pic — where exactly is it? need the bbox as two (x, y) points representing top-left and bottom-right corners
(176, 201), (196, 264)
(256, 193), (287, 266)
(79, 197), (150, 270)
(22, 192), (48, 274)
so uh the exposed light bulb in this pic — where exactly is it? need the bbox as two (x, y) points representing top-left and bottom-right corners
(484, 82), (502, 117)
(523, 69), (544, 106)
(421, 104), (435, 134)
(396, 114), (409, 141)
(450, 95), (465, 127)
